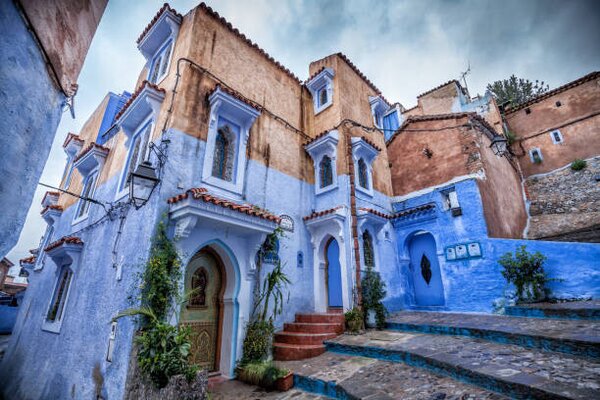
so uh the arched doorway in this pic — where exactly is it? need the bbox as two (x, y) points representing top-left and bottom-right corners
(408, 232), (445, 306)
(180, 249), (225, 372)
(325, 237), (343, 308)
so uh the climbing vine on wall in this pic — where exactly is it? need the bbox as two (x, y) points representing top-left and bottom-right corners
(114, 221), (198, 388)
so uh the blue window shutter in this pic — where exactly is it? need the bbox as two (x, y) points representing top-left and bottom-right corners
(383, 110), (400, 141)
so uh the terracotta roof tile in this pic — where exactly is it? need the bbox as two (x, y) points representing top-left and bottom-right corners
(115, 80), (166, 121)
(303, 206), (343, 221)
(137, 3), (183, 44)
(417, 79), (464, 98)
(19, 256), (36, 265)
(198, 3), (300, 83)
(41, 191), (60, 205)
(62, 132), (84, 148)
(358, 208), (392, 219)
(335, 53), (390, 105)
(506, 71), (600, 113)
(358, 136), (382, 152)
(386, 112), (499, 146)
(304, 129), (334, 147)
(40, 205), (63, 215)
(73, 142), (110, 164)
(208, 85), (263, 111)
(167, 188), (281, 223)
(44, 236), (83, 252)
(393, 204), (435, 218)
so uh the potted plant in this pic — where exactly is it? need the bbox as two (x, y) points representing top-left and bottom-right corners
(344, 307), (363, 334)
(268, 365), (293, 391)
(361, 267), (387, 329)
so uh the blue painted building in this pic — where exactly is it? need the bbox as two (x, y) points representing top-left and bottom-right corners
(1, 3), (598, 399)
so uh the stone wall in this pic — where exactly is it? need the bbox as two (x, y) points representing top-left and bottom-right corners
(526, 156), (600, 242)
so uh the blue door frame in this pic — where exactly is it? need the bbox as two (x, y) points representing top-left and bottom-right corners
(326, 238), (343, 308)
(408, 233), (445, 306)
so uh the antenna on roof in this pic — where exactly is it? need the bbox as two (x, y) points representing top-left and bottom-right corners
(459, 61), (471, 97)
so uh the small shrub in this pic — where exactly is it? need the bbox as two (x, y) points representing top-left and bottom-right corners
(237, 361), (289, 388)
(136, 322), (198, 388)
(361, 268), (388, 329)
(498, 245), (552, 303)
(571, 159), (587, 171)
(344, 307), (364, 334)
(241, 320), (274, 364)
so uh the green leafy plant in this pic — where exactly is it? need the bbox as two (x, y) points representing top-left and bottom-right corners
(241, 320), (274, 364)
(241, 227), (290, 365)
(504, 130), (517, 146)
(361, 267), (388, 329)
(237, 360), (289, 388)
(113, 222), (197, 388)
(498, 246), (552, 303)
(571, 159), (587, 171)
(344, 307), (364, 334)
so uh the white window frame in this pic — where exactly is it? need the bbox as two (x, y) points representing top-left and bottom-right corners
(306, 68), (334, 115)
(42, 264), (75, 334)
(550, 129), (564, 145)
(61, 159), (75, 190)
(34, 226), (54, 272)
(369, 96), (389, 129)
(351, 137), (379, 197)
(72, 169), (99, 225)
(529, 147), (543, 164)
(305, 130), (339, 195)
(115, 117), (153, 200)
(201, 87), (260, 196)
(148, 38), (174, 85)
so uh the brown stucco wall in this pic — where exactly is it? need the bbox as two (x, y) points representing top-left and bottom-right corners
(387, 116), (480, 196)
(19, 0), (107, 94)
(477, 134), (527, 239)
(417, 82), (462, 115)
(506, 77), (600, 178)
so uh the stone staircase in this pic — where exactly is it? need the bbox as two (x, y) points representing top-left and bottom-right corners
(273, 310), (344, 361)
(278, 302), (600, 399)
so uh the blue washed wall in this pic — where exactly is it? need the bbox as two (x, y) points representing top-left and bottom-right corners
(0, 0), (65, 258)
(389, 178), (600, 313)
(0, 306), (19, 334)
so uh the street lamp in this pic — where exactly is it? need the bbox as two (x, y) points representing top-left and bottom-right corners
(129, 161), (160, 209)
(489, 136), (508, 157)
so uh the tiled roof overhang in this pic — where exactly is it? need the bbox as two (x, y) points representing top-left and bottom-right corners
(505, 71), (600, 114)
(44, 236), (83, 252)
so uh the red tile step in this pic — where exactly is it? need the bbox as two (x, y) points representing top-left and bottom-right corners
(274, 312), (345, 361)
(273, 343), (326, 361)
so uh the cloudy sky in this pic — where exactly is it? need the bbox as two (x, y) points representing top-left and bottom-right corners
(8, 0), (600, 262)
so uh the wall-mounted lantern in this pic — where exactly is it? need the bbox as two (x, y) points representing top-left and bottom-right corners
(490, 136), (508, 157)
(129, 161), (160, 209)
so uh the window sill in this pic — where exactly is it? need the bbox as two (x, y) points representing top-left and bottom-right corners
(356, 184), (374, 197)
(314, 101), (333, 116)
(202, 174), (243, 196)
(71, 214), (90, 226)
(41, 320), (62, 334)
(315, 183), (338, 196)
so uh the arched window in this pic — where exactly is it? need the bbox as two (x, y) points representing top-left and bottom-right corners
(47, 266), (73, 322)
(319, 87), (328, 106)
(363, 230), (374, 269)
(319, 155), (333, 188)
(190, 268), (208, 307)
(212, 126), (234, 181)
(357, 158), (369, 189)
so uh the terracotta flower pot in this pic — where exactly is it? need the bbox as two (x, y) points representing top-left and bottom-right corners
(274, 372), (294, 391)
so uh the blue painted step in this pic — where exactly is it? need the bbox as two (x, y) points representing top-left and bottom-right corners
(386, 311), (600, 358)
(505, 301), (600, 320)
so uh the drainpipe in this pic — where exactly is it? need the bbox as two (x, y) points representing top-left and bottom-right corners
(345, 130), (363, 308)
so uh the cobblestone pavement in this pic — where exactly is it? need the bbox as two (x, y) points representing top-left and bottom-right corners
(329, 330), (600, 398)
(210, 379), (330, 399)
(278, 352), (507, 399)
(387, 311), (600, 343)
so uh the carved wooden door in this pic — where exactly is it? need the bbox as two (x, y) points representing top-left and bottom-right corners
(180, 251), (222, 372)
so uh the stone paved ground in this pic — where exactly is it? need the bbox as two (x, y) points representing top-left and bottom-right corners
(278, 352), (507, 399)
(511, 300), (600, 311)
(329, 330), (600, 398)
(387, 311), (600, 344)
(210, 379), (330, 399)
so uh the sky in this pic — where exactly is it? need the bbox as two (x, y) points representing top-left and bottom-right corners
(8, 0), (600, 262)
